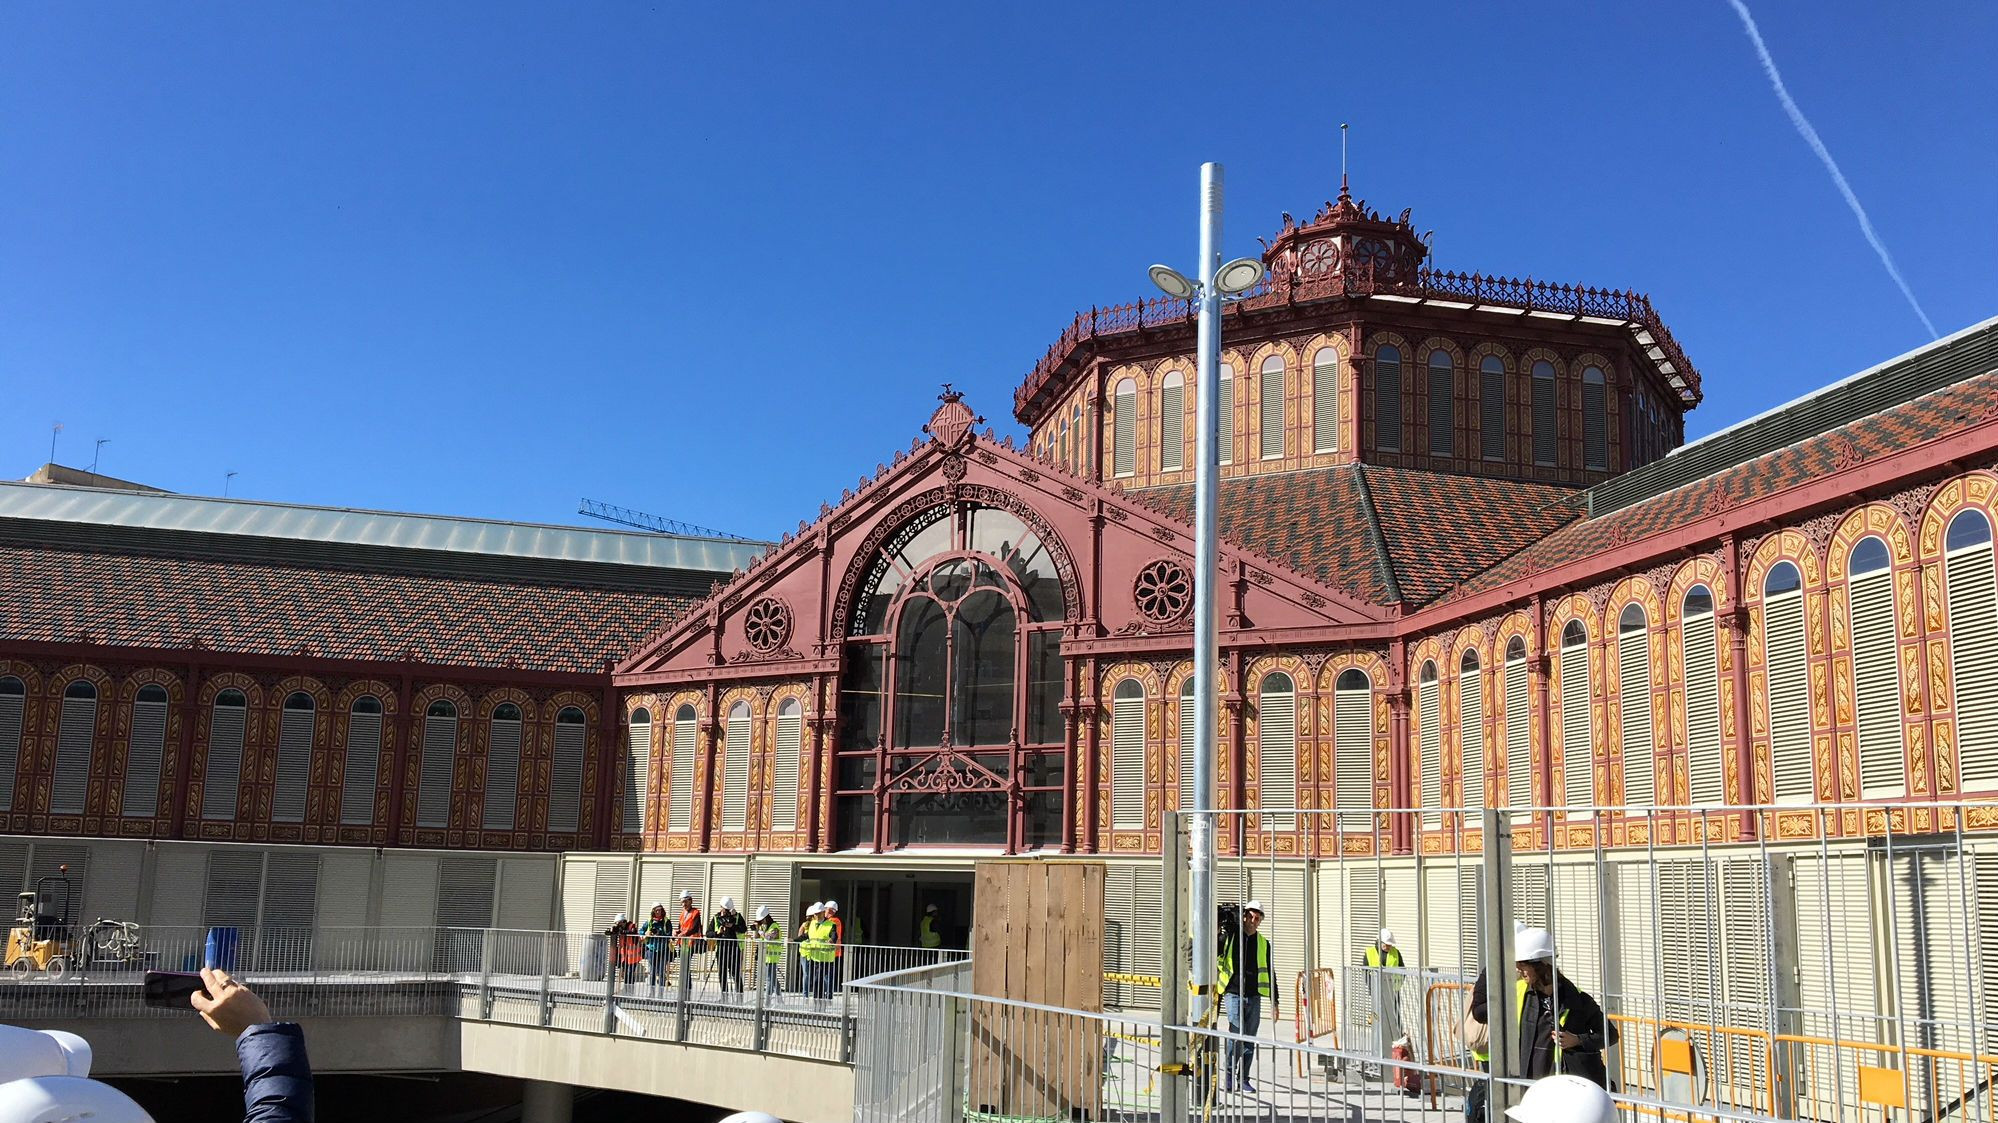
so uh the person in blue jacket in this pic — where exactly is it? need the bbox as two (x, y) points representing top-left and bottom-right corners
(191, 967), (314, 1123)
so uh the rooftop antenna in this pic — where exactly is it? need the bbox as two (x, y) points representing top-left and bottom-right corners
(1340, 123), (1350, 195)
(224, 471), (238, 498)
(48, 422), (62, 466)
(90, 438), (110, 484)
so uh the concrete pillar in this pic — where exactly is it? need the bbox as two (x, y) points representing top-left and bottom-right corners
(521, 1080), (573, 1123)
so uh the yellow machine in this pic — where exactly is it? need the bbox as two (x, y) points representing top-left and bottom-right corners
(5, 866), (75, 980)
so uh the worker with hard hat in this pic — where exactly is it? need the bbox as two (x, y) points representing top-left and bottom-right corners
(710, 895), (748, 997)
(749, 904), (786, 998)
(919, 902), (944, 954)
(639, 902), (673, 991)
(1217, 900), (1277, 1095)
(1503, 1074), (1618, 1123)
(1465, 926), (1615, 1120)
(675, 889), (706, 966)
(822, 899), (846, 994)
(800, 901), (838, 1003)
(1364, 927), (1406, 1069)
(1, 1024), (154, 1123)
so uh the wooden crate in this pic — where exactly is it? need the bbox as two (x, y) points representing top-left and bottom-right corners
(968, 860), (1105, 1120)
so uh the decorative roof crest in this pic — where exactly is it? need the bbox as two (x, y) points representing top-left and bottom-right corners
(925, 384), (983, 450)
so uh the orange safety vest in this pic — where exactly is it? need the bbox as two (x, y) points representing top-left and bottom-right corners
(829, 915), (845, 955)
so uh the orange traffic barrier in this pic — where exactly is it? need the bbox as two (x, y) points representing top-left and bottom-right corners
(1606, 1013), (1776, 1119)
(1292, 968), (1339, 1077)
(1423, 981), (1476, 1106)
(1772, 1033), (1998, 1123)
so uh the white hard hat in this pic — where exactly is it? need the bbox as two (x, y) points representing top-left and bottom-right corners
(652, 901), (666, 911)
(756, 905), (772, 921)
(1379, 928), (1396, 945)
(720, 896), (735, 911)
(0, 1025), (71, 1082)
(0, 1076), (156, 1123)
(1241, 900), (1264, 916)
(40, 1031), (91, 1078)
(1516, 926), (1557, 962)
(1504, 1073), (1616, 1123)
(806, 902), (823, 915)
(717, 1113), (783, 1123)
(925, 902), (939, 913)
(680, 889), (694, 901)
(824, 899), (839, 911)
(613, 913), (628, 924)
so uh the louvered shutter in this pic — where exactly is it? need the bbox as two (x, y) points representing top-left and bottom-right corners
(1334, 681), (1372, 815)
(592, 860), (631, 931)
(1258, 682), (1296, 830)
(722, 709), (750, 832)
(1560, 642), (1593, 814)
(380, 855), (440, 931)
(497, 857), (556, 931)
(668, 714), (696, 831)
(1259, 358), (1285, 459)
(1683, 606), (1725, 805)
(339, 706), (383, 825)
(1112, 385), (1136, 477)
(1946, 538), (1998, 787)
(1425, 866), (1461, 970)
(1218, 369), (1234, 464)
(1461, 668), (1485, 811)
(1619, 625), (1654, 807)
(637, 857), (680, 914)
(1427, 353), (1453, 457)
(482, 712), (522, 830)
(1849, 568), (1905, 798)
(1102, 866), (1138, 1008)
(547, 713), (586, 833)
(123, 693), (168, 817)
(1455, 866), (1486, 976)
(1764, 590), (1812, 802)
(1793, 851), (1877, 1105)
(437, 856), (498, 929)
(202, 699), (248, 820)
(1718, 859), (1774, 1092)
(1176, 685), (1196, 810)
(1375, 351), (1401, 452)
(1312, 350), (1339, 453)
(561, 859), (597, 932)
(1418, 676), (1441, 826)
(1505, 654), (1532, 807)
(147, 846), (203, 930)
(203, 850), (264, 933)
(272, 702), (314, 823)
(51, 690), (96, 815)
(259, 852), (319, 969)
(749, 861), (794, 932)
(1160, 379), (1185, 471)
(316, 850), (372, 932)
(85, 842), (142, 924)
(1480, 357), (1505, 460)
(0, 682), (21, 812)
(1549, 864), (1602, 992)
(416, 710), (457, 828)
(1269, 863), (1309, 993)
(709, 860), (746, 921)
(627, 714), (655, 835)
(1532, 365), (1557, 466)
(0, 843), (27, 902)
(1582, 371), (1608, 470)
(1345, 866), (1382, 1016)
(1110, 684), (1145, 831)
(773, 707), (802, 830)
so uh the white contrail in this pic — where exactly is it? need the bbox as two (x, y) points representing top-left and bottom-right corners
(1725, 0), (1938, 339)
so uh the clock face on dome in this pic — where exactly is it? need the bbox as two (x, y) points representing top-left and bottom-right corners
(1299, 239), (1339, 277)
(1352, 238), (1392, 269)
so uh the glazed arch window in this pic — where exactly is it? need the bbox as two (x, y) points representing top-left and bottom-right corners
(773, 699), (803, 831)
(1259, 356), (1285, 459)
(202, 689), (249, 821)
(1479, 355), (1506, 461)
(1177, 679), (1200, 810)
(1427, 350), (1455, 457)
(1503, 637), (1531, 808)
(1312, 347), (1340, 453)
(1531, 360), (1558, 467)
(51, 680), (98, 816)
(1159, 371), (1186, 472)
(1582, 365), (1609, 470)
(1112, 378), (1137, 478)
(1846, 536), (1905, 798)
(722, 701), (751, 832)
(1558, 621), (1594, 816)
(482, 702), (523, 831)
(272, 691), (316, 824)
(548, 706), (588, 834)
(416, 699), (458, 829)
(340, 696), (385, 826)
(1459, 650), (1484, 812)
(1375, 346), (1402, 453)
(1944, 510), (1998, 789)
(1110, 679), (1145, 830)
(838, 502), (1068, 851)
(124, 684), (170, 818)
(668, 705), (697, 832)
(1058, 415), (1071, 473)
(1617, 605), (1655, 808)
(1681, 586), (1725, 805)
(1761, 561), (1812, 803)
(1417, 660), (1441, 826)
(1257, 672), (1296, 829)
(0, 677), (22, 813)
(1332, 669), (1373, 817)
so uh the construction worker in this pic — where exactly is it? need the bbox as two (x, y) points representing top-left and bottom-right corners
(823, 899), (846, 992)
(919, 902), (943, 956)
(1502, 1074), (1616, 1123)
(1510, 927), (1613, 1086)
(750, 905), (785, 998)
(638, 903), (673, 991)
(676, 890), (705, 968)
(710, 896), (747, 997)
(607, 913), (643, 987)
(802, 904), (839, 1003)
(1217, 900), (1277, 1095)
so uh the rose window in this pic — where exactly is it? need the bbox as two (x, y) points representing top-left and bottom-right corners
(1133, 559), (1193, 624)
(1299, 240), (1339, 277)
(743, 598), (792, 653)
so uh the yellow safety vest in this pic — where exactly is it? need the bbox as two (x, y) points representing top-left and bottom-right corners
(1471, 977), (1567, 1064)
(1217, 933), (1274, 999)
(802, 918), (837, 963)
(756, 924), (785, 964)
(1365, 944), (1403, 969)
(920, 916), (942, 949)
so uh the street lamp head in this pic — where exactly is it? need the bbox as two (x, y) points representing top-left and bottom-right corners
(1215, 256), (1266, 297)
(1148, 264), (1196, 300)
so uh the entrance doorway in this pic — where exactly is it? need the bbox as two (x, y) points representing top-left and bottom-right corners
(799, 868), (974, 953)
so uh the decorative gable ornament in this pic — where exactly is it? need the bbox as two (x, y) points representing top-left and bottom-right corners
(924, 384), (983, 451)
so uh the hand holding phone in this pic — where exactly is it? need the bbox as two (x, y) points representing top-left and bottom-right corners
(142, 971), (209, 1009)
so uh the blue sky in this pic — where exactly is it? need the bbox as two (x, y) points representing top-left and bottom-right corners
(5, 2), (1994, 539)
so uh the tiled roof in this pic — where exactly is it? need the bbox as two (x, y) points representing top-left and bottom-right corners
(1129, 466), (1582, 607)
(0, 543), (695, 674)
(1445, 369), (1998, 602)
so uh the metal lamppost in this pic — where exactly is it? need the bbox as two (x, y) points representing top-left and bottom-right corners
(1149, 163), (1266, 1029)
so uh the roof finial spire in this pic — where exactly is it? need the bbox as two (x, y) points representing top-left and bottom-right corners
(1339, 123), (1350, 200)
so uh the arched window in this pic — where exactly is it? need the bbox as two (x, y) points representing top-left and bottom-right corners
(1259, 356), (1286, 459)
(123, 684), (170, 818)
(1504, 637), (1532, 807)
(1944, 510), (1997, 789)
(1375, 346), (1402, 452)
(1112, 378), (1137, 478)
(668, 705), (697, 832)
(1110, 679), (1145, 830)
(1532, 360), (1558, 467)
(1681, 586), (1725, 805)
(272, 691), (316, 824)
(838, 503), (1067, 849)
(1617, 606), (1654, 808)
(1333, 669), (1373, 816)
(203, 689), (249, 821)
(416, 699), (458, 828)
(1418, 660), (1442, 825)
(1582, 365), (1608, 470)
(548, 706), (586, 833)
(626, 705), (656, 834)
(773, 698), (803, 831)
(722, 701), (751, 832)
(1177, 679), (1198, 810)
(1762, 561), (1812, 803)
(1058, 415), (1071, 473)
(1427, 350), (1455, 457)
(1460, 650), (1485, 812)
(1072, 404), (1085, 476)
(1847, 536), (1905, 798)
(51, 680), (99, 816)
(340, 696), (384, 826)
(1312, 347), (1340, 453)
(1479, 355), (1506, 460)
(1258, 672), (1296, 829)
(0, 677), (22, 813)
(1218, 363), (1236, 465)
(482, 702), (523, 830)
(1160, 371), (1186, 472)
(1559, 621), (1593, 815)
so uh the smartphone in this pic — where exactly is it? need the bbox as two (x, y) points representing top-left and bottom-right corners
(142, 970), (209, 1009)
